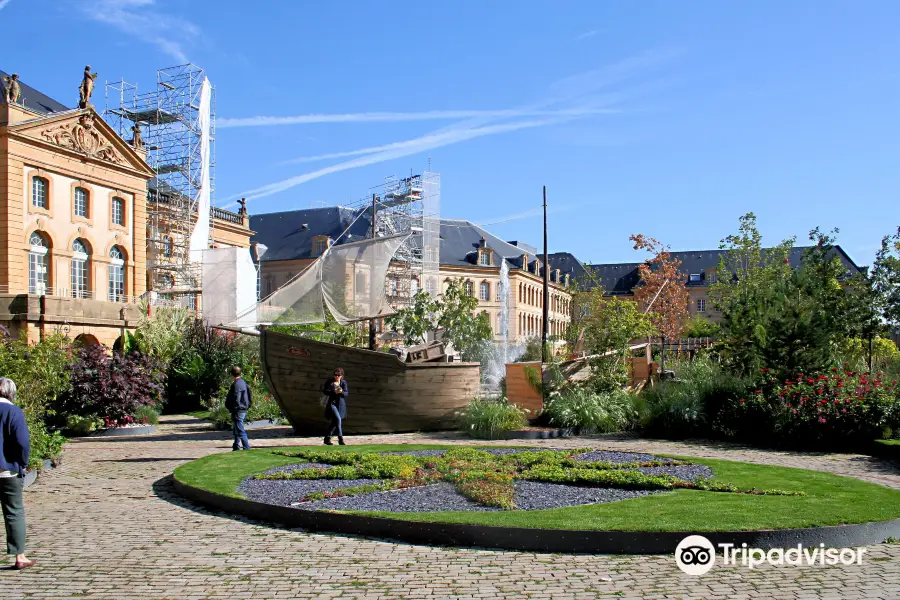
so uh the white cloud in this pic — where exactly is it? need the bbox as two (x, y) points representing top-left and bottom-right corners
(219, 108), (616, 129)
(77, 0), (198, 63)
(0, 0), (11, 10)
(222, 51), (677, 207)
(574, 30), (600, 41)
(224, 118), (566, 205)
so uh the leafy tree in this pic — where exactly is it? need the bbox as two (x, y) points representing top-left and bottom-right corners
(438, 280), (493, 360)
(872, 226), (900, 327)
(629, 234), (689, 340)
(710, 213), (795, 376)
(385, 290), (441, 345)
(384, 281), (492, 360)
(683, 314), (721, 338)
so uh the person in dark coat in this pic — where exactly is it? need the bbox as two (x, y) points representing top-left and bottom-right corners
(0, 377), (35, 570)
(323, 368), (348, 445)
(224, 366), (253, 451)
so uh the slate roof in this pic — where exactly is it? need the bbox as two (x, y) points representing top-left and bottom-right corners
(1, 70), (69, 116)
(250, 207), (373, 262)
(578, 246), (863, 295)
(249, 209), (548, 270)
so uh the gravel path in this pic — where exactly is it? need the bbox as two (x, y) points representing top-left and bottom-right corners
(572, 450), (677, 464)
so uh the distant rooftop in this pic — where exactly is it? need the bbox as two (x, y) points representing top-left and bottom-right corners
(1, 70), (69, 116)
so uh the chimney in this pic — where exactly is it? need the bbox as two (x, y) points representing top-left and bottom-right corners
(479, 236), (487, 248)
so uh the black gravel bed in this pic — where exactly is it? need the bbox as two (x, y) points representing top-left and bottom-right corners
(572, 450), (678, 464)
(513, 481), (662, 510)
(637, 464), (713, 482)
(296, 482), (497, 513)
(238, 462), (383, 507)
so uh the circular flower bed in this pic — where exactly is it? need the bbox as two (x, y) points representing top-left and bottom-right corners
(239, 447), (798, 513)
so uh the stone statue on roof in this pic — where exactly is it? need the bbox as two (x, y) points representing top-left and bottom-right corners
(130, 122), (144, 149)
(78, 65), (98, 109)
(4, 73), (20, 104)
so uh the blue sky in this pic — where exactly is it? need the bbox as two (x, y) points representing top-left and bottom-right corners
(4, 1), (899, 266)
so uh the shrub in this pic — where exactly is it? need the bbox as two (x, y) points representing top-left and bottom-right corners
(0, 335), (73, 464)
(65, 414), (104, 435)
(457, 397), (528, 439)
(683, 314), (721, 339)
(133, 405), (160, 426)
(61, 345), (165, 426)
(543, 388), (637, 433)
(636, 357), (752, 440)
(756, 367), (900, 447)
(166, 322), (264, 413)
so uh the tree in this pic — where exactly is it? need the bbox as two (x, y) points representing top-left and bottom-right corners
(384, 280), (491, 361)
(710, 213), (795, 376)
(438, 279), (493, 361)
(683, 314), (721, 338)
(872, 226), (900, 328)
(629, 234), (689, 340)
(386, 290), (441, 345)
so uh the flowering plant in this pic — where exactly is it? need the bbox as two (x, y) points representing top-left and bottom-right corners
(744, 366), (900, 446)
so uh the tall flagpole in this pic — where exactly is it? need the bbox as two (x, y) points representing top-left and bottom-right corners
(541, 185), (549, 364)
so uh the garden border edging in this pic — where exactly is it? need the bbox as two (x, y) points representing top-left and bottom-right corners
(172, 477), (900, 555)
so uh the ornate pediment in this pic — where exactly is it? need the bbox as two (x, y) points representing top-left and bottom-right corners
(38, 113), (126, 165)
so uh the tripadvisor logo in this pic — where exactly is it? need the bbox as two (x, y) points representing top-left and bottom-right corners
(675, 535), (868, 575)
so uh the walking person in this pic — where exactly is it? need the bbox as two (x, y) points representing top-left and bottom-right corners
(323, 368), (348, 446)
(0, 378), (35, 570)
(224, 366), (253, 451)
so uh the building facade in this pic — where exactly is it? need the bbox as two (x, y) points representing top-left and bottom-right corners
(249, 208), (572, 343)
(1, 70), (252, 345)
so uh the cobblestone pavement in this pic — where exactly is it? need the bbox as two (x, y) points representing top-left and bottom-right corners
(4, 415), (900, 600)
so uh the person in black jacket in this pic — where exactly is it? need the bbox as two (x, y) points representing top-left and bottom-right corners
(323, 368), (348, 445)
(224, 366), (252, 451)
(0, 377), (35, 570)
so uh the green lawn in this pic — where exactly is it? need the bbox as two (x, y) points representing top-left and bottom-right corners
(173, 444), (900, 532)
(185, 410), (212, 420)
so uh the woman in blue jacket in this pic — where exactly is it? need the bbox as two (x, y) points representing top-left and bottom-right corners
(322, 368), (348, 445)
(0, 377), (35, 570)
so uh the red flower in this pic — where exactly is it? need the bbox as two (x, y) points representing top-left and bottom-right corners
(754, 390), (762, 394)
(739, 399), (745, 403)
(818, 417), (827, 424)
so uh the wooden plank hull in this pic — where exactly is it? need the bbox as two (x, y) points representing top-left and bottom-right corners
(260, 329), (481, 434)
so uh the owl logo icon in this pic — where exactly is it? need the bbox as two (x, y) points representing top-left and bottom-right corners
(675, 535), (716, 575)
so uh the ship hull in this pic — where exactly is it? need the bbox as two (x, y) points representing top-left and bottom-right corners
(260, 329), (482, 434)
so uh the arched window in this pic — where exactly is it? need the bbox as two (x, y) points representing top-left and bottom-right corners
(108, 246), (125, 302)
(160, 274), (174, 290)
(112, 197), (125, 226)
(29, 232), (49, 295)
(163, 236), (174, 258)
(74, 187), (89, 218)
(464, 280), (474, 297)
(32, 177), (48, 209)
(71, 239), (90, 298)
(355, 271), (367, 296)
(410, 278), (419, 296)
(479, 282), (490, 301)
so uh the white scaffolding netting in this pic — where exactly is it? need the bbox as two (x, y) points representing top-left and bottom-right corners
(188, 77), (213, 264)
(201, 247), (259, 327)
(240, 232), (410, 326)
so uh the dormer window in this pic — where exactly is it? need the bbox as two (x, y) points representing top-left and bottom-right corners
(689, 273), (702, 283)
(707, 271), (717, 284)
(312, 236), (331, 256)
(478, 249), (492, 266)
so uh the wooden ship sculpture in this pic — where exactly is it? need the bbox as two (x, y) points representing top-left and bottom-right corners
(233, 228), (481, 434)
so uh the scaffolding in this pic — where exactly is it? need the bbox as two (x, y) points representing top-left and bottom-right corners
(104, 64), (215, 304)
(347, 171), (441, 310)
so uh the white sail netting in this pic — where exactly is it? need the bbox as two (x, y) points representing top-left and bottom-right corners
(241, 232), (410, 326)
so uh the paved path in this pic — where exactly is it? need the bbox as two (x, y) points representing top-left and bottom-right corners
(5, 415), (900, 600)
